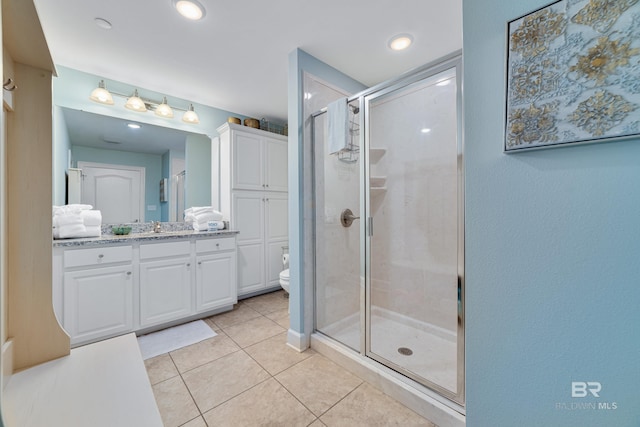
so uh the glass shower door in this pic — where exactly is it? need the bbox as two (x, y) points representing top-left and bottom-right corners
(313, 100), (362, 351)
(365, 65), (463, 401)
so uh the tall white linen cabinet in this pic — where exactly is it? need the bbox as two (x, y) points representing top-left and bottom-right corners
(217, 123), (288, 297)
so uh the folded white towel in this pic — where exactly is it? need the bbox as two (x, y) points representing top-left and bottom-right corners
(74, 226), (102, 238)
(53, 214), (84, 228)
(81, 210), (102, 227)
(53, 204), (93, 216)
(328, 97), (349, 154)
(185, 207), (223, 223)
(55, 223), (87, 239)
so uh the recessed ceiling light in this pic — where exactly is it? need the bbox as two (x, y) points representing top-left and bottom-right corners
(421, 128), (431, 134)
(173, 0), (206, 20)
(127, 123), (141, 129)
(388, 34), (413, 51)
(94, 17), (112, 30)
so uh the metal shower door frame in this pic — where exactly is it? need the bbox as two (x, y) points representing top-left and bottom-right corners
(360, 54), (465, 406)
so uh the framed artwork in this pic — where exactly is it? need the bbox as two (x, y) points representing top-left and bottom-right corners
(504, 0), (640, 152)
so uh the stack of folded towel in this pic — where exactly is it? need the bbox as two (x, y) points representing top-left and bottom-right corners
(53, 204), (102, 239)
(184, 207), (225, 231)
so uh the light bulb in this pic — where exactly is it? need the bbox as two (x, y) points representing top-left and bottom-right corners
(125, 90), (147, 112)
(173, 0), (206, 20)
(89, 80), (114, 105)
(155, 97), (174, 118)
(182, 104), (200, 124)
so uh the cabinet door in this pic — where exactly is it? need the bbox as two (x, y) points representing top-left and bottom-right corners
(139, 258), (192, 327)
(237, 243), (265, 295)
(264, 138), (288, 192)
(233, 192), (266, 295)
(196, 252), (237, 312)
(232, 132), (264, 190)
(63, 265), (133, 345)
(265, 193), (288, 242)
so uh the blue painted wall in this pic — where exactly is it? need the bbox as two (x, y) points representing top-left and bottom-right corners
(463, 1), (640, 425)
(185, 133), (211, 207)
(71, 145), (163, 222)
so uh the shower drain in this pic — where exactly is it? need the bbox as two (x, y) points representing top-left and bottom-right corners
(397, 347), (413, 356)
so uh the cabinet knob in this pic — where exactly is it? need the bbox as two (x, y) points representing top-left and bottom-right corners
(266, 184), (269, 187)
(126, 271), (132, 276)
(186, 263), (191, 267)
(198, 261), (202, 265)
(216, 243), (220, 247)
(98, 254), (104, 259)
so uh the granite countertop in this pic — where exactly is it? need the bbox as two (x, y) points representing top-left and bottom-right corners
(53, 229), (239, 248)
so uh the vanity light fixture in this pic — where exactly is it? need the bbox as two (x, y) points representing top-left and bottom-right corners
(125, 89), (147, 112)
(89, 80), (201, 125)
(89, 80), (114, 105)
(388, 34), (413, 51)
(182, 104), (200, 124)
(155, 97), (174, 118)
(173, 0), (206, 20)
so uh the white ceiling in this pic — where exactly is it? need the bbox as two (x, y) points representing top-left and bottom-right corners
(33, 0), (462, 123)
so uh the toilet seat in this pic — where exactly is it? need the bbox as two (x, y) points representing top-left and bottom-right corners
(279, 268), (290, 293)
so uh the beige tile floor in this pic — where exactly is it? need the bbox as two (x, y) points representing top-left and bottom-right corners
(145, 290), (437, 427)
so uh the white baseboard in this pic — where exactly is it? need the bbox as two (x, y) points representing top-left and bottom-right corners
(286, 329), (308, 352)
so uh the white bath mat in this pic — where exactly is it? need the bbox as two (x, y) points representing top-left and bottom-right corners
(137, 320), (217, 360)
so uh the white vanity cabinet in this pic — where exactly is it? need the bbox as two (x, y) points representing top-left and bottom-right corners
(218, 123), (288, 297)
(195, 237), (237, 312)
(60, 245), (134, 346)
(53, 232), (238, 347)
(139, 241), (192, 327)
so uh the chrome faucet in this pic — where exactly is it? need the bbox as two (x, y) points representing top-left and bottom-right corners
(153, 221), (162, 233)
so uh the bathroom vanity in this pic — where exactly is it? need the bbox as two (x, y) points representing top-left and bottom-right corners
(52, 229), (238, 347)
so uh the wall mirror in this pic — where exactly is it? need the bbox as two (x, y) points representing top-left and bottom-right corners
(56, 107), (212, 223)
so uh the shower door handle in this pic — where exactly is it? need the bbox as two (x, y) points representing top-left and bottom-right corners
(340, 208), (359, 227)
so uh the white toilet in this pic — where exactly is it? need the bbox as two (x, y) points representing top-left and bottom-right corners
(279, 253), (290, 294)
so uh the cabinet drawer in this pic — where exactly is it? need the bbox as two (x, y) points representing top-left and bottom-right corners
(196, 237), (236, 253)
(140, 240), (191, 260)
(64, 245), (133, 268)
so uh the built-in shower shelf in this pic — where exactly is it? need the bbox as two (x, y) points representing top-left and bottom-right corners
(370, 187), (387, 196)
(369, 148), (387, 163)
(370, 176), (387, 188)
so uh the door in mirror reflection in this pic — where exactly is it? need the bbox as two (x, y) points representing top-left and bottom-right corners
(79, 162), (145, 223)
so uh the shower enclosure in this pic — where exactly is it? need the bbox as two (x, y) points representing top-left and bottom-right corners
(312, 54), (464, 406)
